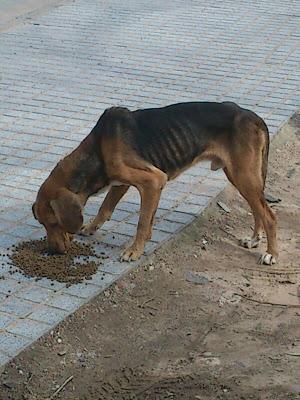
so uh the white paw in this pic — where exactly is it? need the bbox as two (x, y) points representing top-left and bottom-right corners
(258, 253), (276, 265)
(79, 224), (98, 236)
(240, 236), (261, 249)
(120, 245), (143, 262)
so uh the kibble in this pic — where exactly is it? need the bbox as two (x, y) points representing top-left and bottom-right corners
(8, 238), (105, 286)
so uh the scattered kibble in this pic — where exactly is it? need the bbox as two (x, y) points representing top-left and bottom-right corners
(7, 238), (107, 286)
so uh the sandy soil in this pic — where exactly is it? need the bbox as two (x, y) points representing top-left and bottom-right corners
(0, 112), (299, 399)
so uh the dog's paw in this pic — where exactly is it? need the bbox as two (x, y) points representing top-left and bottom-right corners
(79, 224), (98, 236)
(120, 245), (143, 262)
(258, 253), (277, 265)
(240, 236), (261, 249)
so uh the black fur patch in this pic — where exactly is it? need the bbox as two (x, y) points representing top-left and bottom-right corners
(131, 102), (240, 174)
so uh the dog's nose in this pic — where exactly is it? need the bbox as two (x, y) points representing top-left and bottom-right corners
(47, 245), (66, 255)
(47, 239), (67, 255)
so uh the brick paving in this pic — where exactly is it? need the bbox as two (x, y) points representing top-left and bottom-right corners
(0, 0), (299, 365)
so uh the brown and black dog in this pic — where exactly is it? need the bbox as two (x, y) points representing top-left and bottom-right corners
(32, 102), (278, 265)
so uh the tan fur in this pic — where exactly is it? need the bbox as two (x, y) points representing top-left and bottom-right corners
(34, 106), (278, 264)
(81, 127), (277, 263)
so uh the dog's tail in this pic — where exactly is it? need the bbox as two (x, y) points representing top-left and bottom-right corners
(260, 119), (270, 190)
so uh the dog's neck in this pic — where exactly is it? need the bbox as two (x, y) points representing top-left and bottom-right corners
(51, 134), (109, 201)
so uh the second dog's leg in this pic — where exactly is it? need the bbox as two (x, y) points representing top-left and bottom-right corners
(81, 185), (129, 235)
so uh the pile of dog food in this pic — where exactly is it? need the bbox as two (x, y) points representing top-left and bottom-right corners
(5, 238), (106, 286)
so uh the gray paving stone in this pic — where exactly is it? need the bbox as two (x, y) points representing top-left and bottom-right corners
(0, 312), (16, 329)
(155, 220), (184, 234)
(151, 229), (172, 243)
(62, 283), (106, 299)
(158, 199), (178, 210)
(175, 174), (203, 185)
(7, 224), (36, 239)
(117, 202), (140, 213)
(28, 305), (70, 325)
(0, 293), (8, 302)
(185, 195), (212, 207)
(0, 235), (18, 249)
(0, 256), (11, 277)
(97, 219), (118, 232)
(0, 297), (37, 317)
(112, 222), (136, 237)
(0, 332), (31, 357)
(190, 183), (224, 197)
(99, 260), (137, 276)
(144, 241), (159, 255)
(0, 278), (22, 296)
(33, 278), (66, 291)
(16, 286), (53, 303)
(0, 165), (11, 175)
(0, 351), (10, 366)
(109, 210), (131, 222)
(0, 197), (21, 212)
(6, 319), (50, 340)
(174, 203), (207, 216)
(22, 216), (42, 228)
(1, 209), (28, 222)
(165, 211), (196, 224)
(45, 293), (84, 312)
(86, 270), (117, 287)
(167, 181), (191, 193)
(101, 233), (131, 247)
(203, 177), (227, 189)
(5, 271), (36, 284)
(161, 189), (186, 202)
(126, 214), (140, 226)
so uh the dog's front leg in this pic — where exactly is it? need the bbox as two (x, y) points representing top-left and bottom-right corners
(121, 168), (167, 262)
(81, 185), (129, 235)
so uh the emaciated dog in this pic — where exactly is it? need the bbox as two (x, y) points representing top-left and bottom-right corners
(32, 102), (278, 265)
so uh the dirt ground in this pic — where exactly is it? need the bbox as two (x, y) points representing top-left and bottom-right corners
(0, 113), (299, 400)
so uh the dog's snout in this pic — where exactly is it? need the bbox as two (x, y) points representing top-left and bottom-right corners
(47, 232), (72, 255)
(47, 246), (65, 255)
(47, 241), (66, 255)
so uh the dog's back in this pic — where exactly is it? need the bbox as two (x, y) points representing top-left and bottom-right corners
(133, 102), (239, 175)
(95, 102), (264, 179)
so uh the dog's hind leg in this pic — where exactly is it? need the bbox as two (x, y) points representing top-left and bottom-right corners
(239, 219), (263, 249)
(244, 190), (277, 265)
(224, 167), (264, 247)
(223, 164), (278, 265)
(80, 185), (129, 236)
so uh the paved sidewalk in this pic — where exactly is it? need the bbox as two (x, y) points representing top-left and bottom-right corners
(0, 0), (299, 366)
(0, 0), (66, 31)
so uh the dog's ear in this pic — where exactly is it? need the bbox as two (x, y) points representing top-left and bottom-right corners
(32, 203), (37, 220)
(50, 190), (83, 233)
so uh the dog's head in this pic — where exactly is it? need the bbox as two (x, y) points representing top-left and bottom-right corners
(32, 186), (83, 254)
